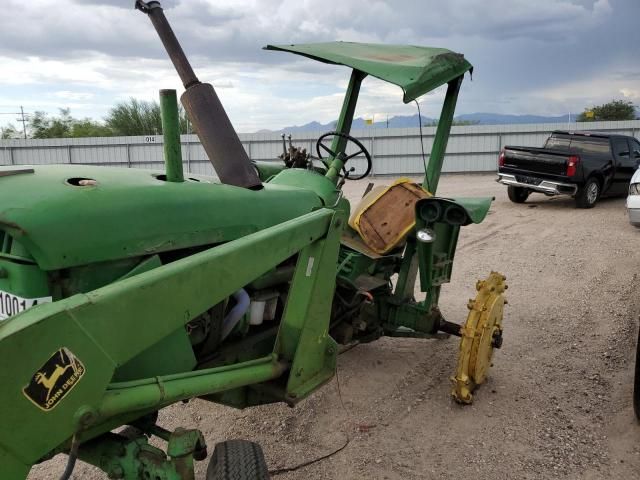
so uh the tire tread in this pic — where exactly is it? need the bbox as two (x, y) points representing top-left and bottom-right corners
(507, 186), (529, 204)
(207, 440), (269, 480)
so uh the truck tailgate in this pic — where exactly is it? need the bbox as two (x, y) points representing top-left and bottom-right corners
(503, 147), (567, 176)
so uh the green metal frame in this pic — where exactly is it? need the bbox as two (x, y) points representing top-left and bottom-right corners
(0, 207), (345, 479)
(326, 70), (462, 194)
(424, 76), (462, 193)
(325, 70), (367, 182)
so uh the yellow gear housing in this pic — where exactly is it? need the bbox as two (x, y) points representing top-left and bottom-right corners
(452, 272), (507, 404)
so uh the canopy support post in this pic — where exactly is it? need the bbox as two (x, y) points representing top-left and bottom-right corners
(424, 75), (462, 194)
(325, 69), (367, 181)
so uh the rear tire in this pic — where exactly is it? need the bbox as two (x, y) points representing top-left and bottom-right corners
(507, 186), (529, 203)
(575, 177), (600, 208)
(206, 440), (270, 480)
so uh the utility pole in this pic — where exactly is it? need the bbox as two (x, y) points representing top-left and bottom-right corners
(19, 106), (27, 139)
(0, 108), (29, 139)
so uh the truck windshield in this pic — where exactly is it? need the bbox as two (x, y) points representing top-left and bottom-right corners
(568, 137), (610, 155)
(545, 136), (570, 150)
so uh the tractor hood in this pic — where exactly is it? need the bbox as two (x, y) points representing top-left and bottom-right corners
(0, 165), (322, 270)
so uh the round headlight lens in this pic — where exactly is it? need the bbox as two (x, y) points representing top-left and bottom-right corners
(417, 228), (437, 243)
(419, 202), (441, 223)
(444, 206), (467, 225)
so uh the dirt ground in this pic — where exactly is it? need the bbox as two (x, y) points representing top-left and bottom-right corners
(29, 173), (640, 479)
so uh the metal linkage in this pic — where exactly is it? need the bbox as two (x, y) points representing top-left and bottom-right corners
(79, 428), (206, 480)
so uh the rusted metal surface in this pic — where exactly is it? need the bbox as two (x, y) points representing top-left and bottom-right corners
(180, 83), (262, 189)
(135, 1), (199, 88)
(137, 1), (262, 189)
(0, 169), (34, 177)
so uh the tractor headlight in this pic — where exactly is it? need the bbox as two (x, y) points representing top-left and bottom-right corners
(629, 183), (640, 195)
(417, 228), (436, 243)
(444, 205), (467, 225)
(419, 202), (442, 223)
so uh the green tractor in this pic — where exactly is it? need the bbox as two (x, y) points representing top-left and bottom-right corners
(0, 2), (507, 479)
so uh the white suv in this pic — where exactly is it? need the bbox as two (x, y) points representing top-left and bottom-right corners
(627, 167), (640, 226)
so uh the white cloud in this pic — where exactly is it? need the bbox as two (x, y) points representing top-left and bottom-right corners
(0, 0), (636, 131)
(522, 71), (640, 115)
(53, 91), (95, 100)
(620, 88), (640, 100)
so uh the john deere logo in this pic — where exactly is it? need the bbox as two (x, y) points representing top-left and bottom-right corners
(23, 348), (85, 411)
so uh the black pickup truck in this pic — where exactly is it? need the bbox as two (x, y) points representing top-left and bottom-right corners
(497, 131), (640, 208)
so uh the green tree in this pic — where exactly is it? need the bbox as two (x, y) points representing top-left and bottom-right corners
(70, 119), (112, 137)
(0, 124), (21, 139)
(28, 109), (112, 138)
(577, 99), (638, 122)
(106, 98), (190, 136)
(29, 109), (72, 138)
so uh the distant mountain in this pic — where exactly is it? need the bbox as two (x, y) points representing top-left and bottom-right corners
(258, 114), (435, 133)
(261, 112), (579, 133)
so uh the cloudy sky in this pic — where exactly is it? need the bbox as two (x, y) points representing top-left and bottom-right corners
(0, 0), (638, 132)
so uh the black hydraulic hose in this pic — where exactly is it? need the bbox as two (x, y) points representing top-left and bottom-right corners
(335, 290), (362, 309)
(59, 435), (79, 480)
(330, 291), (367, 330)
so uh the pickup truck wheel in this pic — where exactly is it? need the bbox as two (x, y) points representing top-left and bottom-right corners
(575, 178), (600, 208)
(507, 186), (529, 204)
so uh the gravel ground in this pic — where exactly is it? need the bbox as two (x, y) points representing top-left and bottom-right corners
(29, 173), (640, 479)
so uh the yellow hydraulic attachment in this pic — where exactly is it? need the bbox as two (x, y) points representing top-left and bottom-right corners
(452, 272), (507, 404)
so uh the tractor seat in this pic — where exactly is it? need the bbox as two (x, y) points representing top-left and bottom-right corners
(348, 178), (431, 255)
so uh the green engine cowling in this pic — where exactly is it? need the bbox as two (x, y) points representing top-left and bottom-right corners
(0, 156), (346, 479)
(0, 164), (324, 380)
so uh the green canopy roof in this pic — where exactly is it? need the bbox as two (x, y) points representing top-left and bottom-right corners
(264, 41), (472, 104)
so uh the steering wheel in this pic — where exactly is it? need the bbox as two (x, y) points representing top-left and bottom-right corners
(315, 131), (372, 181)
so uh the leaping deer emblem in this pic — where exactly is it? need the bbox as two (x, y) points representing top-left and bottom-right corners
(34, 365), (71, 401)
(34, 351), (79, 401)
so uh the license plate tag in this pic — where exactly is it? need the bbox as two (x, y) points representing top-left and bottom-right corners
(515, 175), (541, 186)
(0, 290), (52, 321)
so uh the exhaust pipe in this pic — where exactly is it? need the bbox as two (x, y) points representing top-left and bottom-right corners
(135, 1), (262, 189)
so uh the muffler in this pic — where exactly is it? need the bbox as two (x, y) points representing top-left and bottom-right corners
(136, 1), (262, 189)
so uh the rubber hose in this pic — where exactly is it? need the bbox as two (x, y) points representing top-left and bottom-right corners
(221, 289), (250, 340)
(59, 436), (79, 480)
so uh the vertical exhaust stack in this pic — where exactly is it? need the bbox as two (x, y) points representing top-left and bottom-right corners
(136, 1), (262, 189)
(159, 89), (185, 183)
